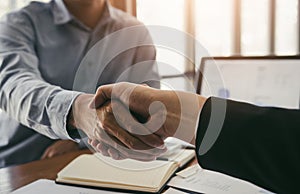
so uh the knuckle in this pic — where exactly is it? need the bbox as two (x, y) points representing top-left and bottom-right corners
(101, 121), (109, 130)
(105, 104), (113, 114)
(91, 141), (98, 148)
(96, 86), (103, 95)
(101, 118), (111, 130)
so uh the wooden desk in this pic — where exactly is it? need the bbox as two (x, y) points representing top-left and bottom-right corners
(0, 150), (197, 194)
(0, 150), (91, 194)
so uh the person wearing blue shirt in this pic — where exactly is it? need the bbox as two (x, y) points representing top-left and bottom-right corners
(0, 0), (161, 167)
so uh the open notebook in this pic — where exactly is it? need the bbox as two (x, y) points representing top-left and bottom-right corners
(56, 149), (194, 193)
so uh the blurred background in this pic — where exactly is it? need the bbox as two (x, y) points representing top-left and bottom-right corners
(1, 0), (299, 91)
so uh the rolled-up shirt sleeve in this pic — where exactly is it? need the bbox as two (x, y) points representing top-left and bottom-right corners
(0, 12), (81, 140)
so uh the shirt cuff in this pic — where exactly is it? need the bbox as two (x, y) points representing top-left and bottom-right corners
(48, 89), (82, 140)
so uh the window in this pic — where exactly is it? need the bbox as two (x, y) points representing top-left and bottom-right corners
(1, 0), (299, 91)
(194, 0), (300, 56)
(136, 0), (300, 91)
(137, 0), (186, 75)
(275, 0), (299, 55)
(240, 0), (271, 55)
(0, 1), (9, 18)
(137, 0), (194, 91)
(195, 0), (235, 56)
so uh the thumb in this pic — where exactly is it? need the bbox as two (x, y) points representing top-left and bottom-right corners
(89, 84), (114, 109)
(90, 82), (155, 116)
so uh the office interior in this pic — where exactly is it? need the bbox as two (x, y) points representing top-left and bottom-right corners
(0, 0), (299, 101)
(0, 0), (299, 193)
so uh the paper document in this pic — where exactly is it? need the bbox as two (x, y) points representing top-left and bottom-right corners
(11, 179), (130, 194)
(168, 165), (274, 194)
(163, 187), (188, 194)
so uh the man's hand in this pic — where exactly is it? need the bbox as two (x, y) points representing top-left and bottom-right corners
(89, 82), (207, 159)
(69, 94), (166, 161)
(41, 140), (80, 159)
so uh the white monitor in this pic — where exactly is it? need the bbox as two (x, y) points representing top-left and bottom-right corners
(198, 57), (300, 109)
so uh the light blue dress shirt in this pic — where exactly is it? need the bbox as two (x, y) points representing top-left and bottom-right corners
(0, 0), (159, 167)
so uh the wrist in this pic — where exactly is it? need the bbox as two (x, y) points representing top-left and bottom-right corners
(71, 94), (94, 135)
(67, 107), (76, 129)
(67, 100), (81, 140)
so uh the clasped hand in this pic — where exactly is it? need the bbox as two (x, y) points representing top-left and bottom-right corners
(71, 82), (204, 161)
(70, 92), (166, 161)
(85, 83), (206, 160)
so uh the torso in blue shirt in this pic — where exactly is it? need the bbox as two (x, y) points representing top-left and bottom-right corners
(0, 0), (159, 167)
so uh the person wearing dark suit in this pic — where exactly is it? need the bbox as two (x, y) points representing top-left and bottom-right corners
(88, 82), (300, 194)
(196, 97), (300, 194)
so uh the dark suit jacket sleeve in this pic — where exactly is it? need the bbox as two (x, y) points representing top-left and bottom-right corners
(196, 97), (300, 194)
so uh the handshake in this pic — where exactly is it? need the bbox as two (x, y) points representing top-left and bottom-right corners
(69, 82), (206, 161)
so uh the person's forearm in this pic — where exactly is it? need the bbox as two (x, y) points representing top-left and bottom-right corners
(185, 95), (207, 145)
(0, 52), (81, 139)
(0, 16), (82, 140)
(166, 92), (207, 144)
(68, 94), (95, 138)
